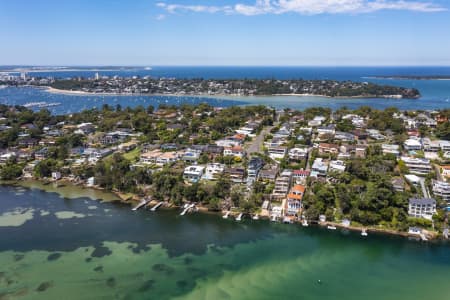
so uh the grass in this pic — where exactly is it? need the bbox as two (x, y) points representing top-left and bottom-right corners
(123, 147), (141, 162)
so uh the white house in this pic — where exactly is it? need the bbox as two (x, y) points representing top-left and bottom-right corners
(401, 156), (432, 175)
(202, 163), (225, 180)
(183, 166), (205, 183)
(408, 198), (436, 220)
(404, 139), (422, 151)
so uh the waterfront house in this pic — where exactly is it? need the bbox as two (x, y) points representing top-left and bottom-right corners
(272, 170), (292, 199)
(183, 165), (205, 183)
(432, 180), (450, 204)
(400, 156), (432, 175)
(202, 163), (225, 180)
(51, 172), (62, 180)
(224, 167), (245, 183)
(408, 198), (436, 220)
(285, 184), (305, 216)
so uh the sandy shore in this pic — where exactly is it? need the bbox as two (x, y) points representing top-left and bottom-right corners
(43, 87), (411, 100)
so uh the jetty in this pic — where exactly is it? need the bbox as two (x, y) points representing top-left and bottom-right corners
(150, 201), (164, 212)
(236, 213), (243, 221)
(180, 203), (195, 216)
(132, 198), (150, 211)
(361, 229), (368, 237)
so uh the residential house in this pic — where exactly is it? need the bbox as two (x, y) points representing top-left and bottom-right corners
(272, 170), (292, 198)
(334, 131), (355, 142)
(259, 167), (278, 182)
(401, 156), (433, 175)
(268, 146), (287, 160)
(292, 169), (310, 183)
(432, 180), (450, 204)
(140, 149), (181, 165)
(441, 165), (450, 179)
(408, 198), (436, 220)
(404, 138), (422, 151)
(183, 166), (205, 183)
(247, 157), (264, 183)
(224, 146), (245, 159)
(182, 148), (202, 163)
(224, 167), (245, 183)
(318, 143), (339, 155)
(329, 160), (346, 173)
(202, 163), (225, 180)
(288, 147), (308, 161)
(382, 144), (400, 156)
(392, 177), (405, 192)
(285, 184), (306, 216)
(311, 158), (328, 178)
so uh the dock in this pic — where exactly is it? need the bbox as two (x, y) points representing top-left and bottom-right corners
(236, 213), (243, 221)
(132, 198), (150, 211)
(150, 201), (164, 212)
(180, 203), (195, 216)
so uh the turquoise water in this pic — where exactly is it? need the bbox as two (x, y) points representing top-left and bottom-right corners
(0, 184), (449, 299)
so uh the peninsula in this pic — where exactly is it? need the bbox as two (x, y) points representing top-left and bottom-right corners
(0, 74), (421, 98)
(0, 103), (449, 240)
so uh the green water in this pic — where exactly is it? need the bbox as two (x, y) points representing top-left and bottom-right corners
(0, 184), (449, 300)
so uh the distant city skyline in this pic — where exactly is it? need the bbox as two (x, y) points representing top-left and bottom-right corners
(1, 0), (450, 66)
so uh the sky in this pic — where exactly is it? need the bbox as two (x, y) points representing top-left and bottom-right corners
(1, 0), (450, 66)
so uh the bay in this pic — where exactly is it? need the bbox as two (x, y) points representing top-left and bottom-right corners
(1, 66), (450, 113)
(0, 184), (448, 300)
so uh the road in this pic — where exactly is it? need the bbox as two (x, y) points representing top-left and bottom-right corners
(419, 177), (430, 198)
(247, 125), (274, 155)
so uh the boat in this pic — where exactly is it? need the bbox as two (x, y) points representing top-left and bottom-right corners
(236, 213), (243, 221)
(327, 225), (337, 230)
(361, 229), (368, 236)
(222, 211), (230, 219)
(270, 215), (278, 222)
(302, 219), (309, 227)
(252, 214), (259, 220)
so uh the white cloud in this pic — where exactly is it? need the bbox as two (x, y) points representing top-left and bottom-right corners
(156, 0), (446, 16)
(155, 14), (166, 20)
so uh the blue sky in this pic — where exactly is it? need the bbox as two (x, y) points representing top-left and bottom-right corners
(1, 0), (450, 66)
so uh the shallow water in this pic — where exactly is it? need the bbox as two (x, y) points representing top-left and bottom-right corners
(0, 184), (449, 300)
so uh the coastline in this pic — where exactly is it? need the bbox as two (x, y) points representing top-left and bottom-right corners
(2, 179), (442, 241)
(43, 86), (415, 100)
